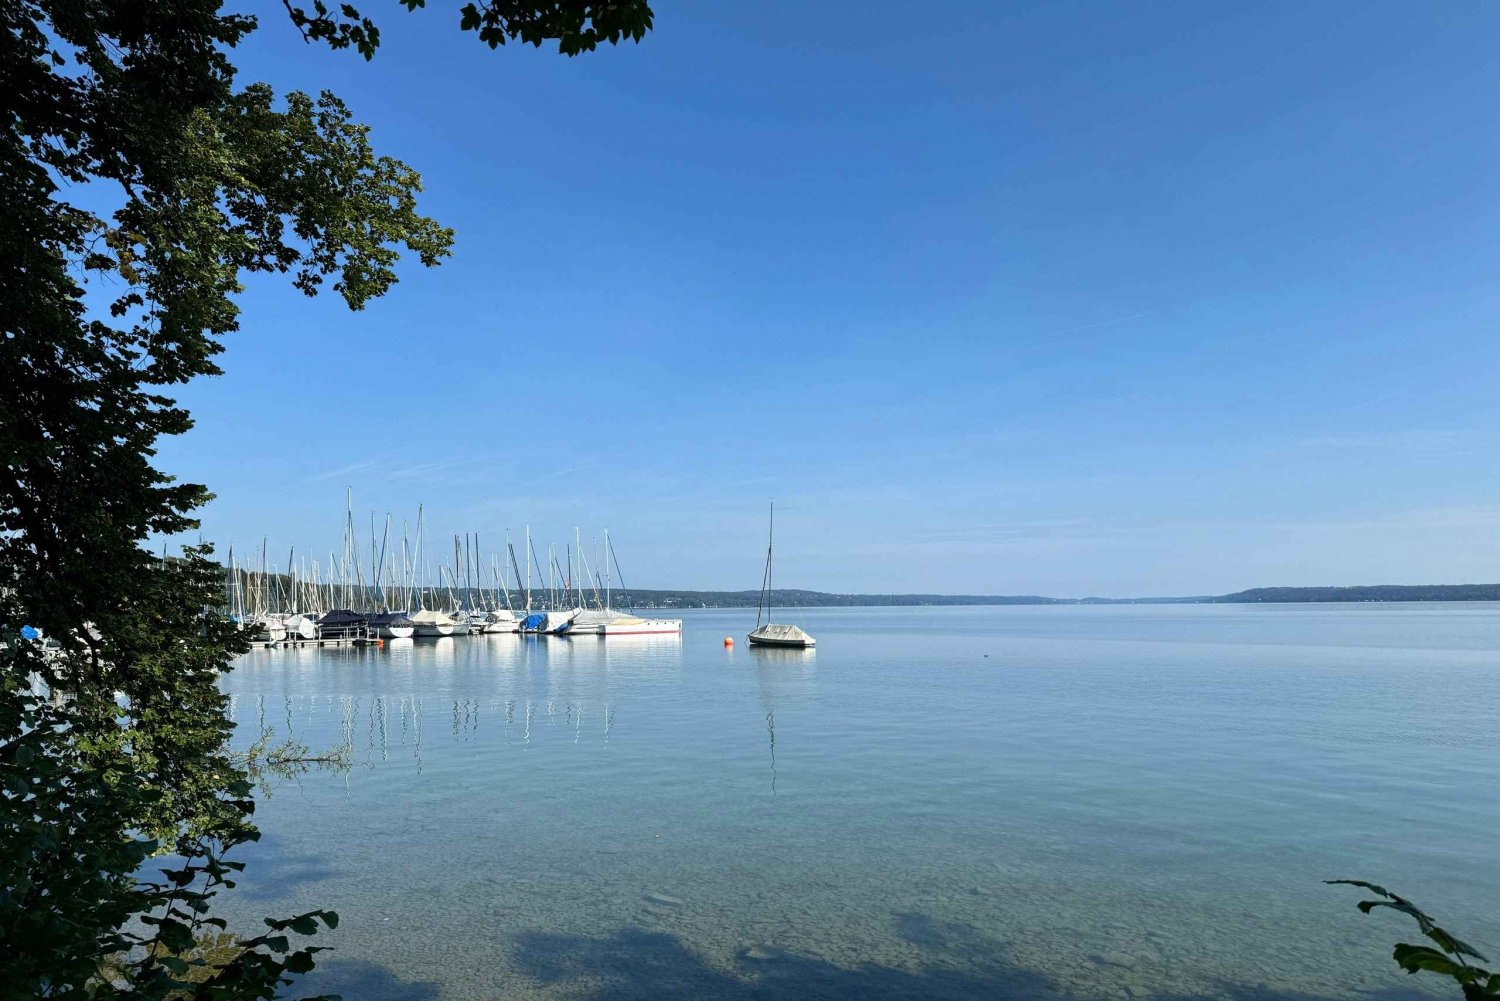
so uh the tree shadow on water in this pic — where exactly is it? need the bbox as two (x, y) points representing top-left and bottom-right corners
(204, 830), (338, 903)
(292, 958), (441, 1001)
(509, 912), (1062, 1001)
(509, 910), (1444, 1001)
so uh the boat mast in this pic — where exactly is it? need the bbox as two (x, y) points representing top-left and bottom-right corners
(507, 532), (525, 612)
(756, 501), (774, 629)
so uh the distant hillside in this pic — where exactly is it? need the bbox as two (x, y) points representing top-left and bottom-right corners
(1209, 584), (1500, 603)
(621, 584), (1500, 607)
(611, 589), (1065, 609)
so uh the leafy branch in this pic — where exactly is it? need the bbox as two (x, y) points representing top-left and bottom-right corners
(283, 0), (654, 59)
(1330, 880), (1500, 999)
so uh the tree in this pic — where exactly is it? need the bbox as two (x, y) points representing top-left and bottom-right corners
(0, 1), (652, 996)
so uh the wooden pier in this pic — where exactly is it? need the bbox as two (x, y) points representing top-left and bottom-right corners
(247, 636), (382, 650)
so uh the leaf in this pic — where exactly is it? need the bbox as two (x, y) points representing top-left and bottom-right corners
(1327, 879), (1396, 897)
(155, 918), (195, 954)
(1397, 944), (1486, 985)
(288, 914), (319, 935)
(1430, 926), (1492, 963)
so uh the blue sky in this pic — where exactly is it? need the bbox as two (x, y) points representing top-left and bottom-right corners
(158, 0), (1500, 596)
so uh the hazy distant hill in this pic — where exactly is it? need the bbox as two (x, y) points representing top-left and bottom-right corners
(618, 584), (1500, 607)
(612, 589), (1066, 609)
(616, 589), (1194, 608)
(1207, 584), (1500, 603)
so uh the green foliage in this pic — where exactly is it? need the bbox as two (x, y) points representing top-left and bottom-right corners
(1, 673), (343, 999)
(0, 0), (650, 996)
(1330, 880), (1500, 1000)
(284, 0), (654, 59)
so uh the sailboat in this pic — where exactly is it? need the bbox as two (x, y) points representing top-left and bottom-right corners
(566, 528), (682, 636)
(747, 501), (815, 649)
(367, 611), (416, 639)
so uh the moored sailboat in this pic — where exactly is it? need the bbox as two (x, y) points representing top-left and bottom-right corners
(317, 608), (367, 640)
(570, 528), (682, 637)
(747, 501), (815, 649)
(409, 608), (458, 638)
(367, 611), (416, 639)
(483, 609), (520, 633)
(600, 615), (683, 636)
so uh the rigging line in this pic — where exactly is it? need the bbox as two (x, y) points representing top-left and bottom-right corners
(606, 532), (633, 613)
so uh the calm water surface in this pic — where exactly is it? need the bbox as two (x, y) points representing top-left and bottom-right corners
(214, 604), (1500, 1000)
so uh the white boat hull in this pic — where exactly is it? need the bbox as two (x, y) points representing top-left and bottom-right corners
(601, 618), (683, 636)
(747, 635), (814, 648)
(413, 623), (455, 638)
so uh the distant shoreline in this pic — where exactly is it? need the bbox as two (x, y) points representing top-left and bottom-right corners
(219, 567), (1500, 610)
(610, 584), (1500, 609)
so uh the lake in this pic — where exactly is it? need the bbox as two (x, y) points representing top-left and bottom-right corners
(213, 603), (1500, 1001)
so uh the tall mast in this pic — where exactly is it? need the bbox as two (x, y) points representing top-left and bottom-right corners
(413, 506), (425, 610)
(507, 532), (524, 612)
(547, 544), (556, 610)
(401, 521), (411, 611)
(473, 533), (484, 610)
(756, 500), (774, 629)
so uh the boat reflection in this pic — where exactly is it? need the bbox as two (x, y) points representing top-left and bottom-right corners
(754, 648), (814, 798)
(766, 709), (777, 796)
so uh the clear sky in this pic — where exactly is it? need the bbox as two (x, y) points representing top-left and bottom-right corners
(159, 0), (1500, 596)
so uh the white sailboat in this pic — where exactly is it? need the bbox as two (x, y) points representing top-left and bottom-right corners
(409, 607), (458, 638)
(483, 609), (520, 633)
(368, 612), (416, 639)
(600, 615), (683, 636)
(570, 529), (681, 636)
(747, 501), (815, 649)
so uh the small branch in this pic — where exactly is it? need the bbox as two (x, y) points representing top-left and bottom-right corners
(280, 0), (312, 42)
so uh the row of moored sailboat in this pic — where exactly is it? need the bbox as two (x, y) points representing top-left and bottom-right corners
(225, 507), (681, 646)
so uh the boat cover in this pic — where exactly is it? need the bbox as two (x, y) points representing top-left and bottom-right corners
(318, 609), (364, 627)
(748, 623), (815, 644)
(520, 612), (547, 631)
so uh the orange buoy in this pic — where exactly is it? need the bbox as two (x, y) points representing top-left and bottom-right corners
(377, 639), (385, 648)
(723, 636), (734, 647)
